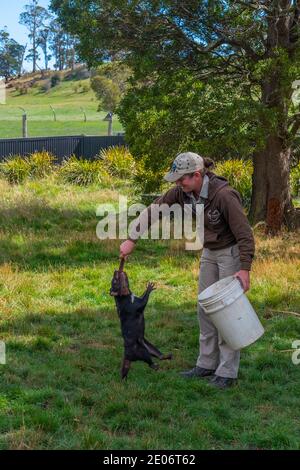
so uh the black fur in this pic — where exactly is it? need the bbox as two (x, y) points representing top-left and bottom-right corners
(112, 279), (172, 379)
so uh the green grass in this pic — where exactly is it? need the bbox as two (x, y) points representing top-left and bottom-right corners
(0, 121), (124, 139)
(0, 176), (299, 449)
(0, 75), (123, 138)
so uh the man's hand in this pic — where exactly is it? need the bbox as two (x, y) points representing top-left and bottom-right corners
(234, 270), (250, 292)
(120, 239), (136, 260)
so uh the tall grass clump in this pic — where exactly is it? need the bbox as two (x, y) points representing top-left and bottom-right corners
(0, 152), (55, 184)
(0, 155), (31, 184)
(214, 159), (253, 209)
(58, 155), (110, 186)
(27, 151), (55, 179)
(98, 146), (135, 178)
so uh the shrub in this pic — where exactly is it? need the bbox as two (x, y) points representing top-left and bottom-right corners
(19, 86), (28, 95)
(65, 67), (91, 81)
(98, 146), (135, 178)
(290, 162), (300, 197)
(58, 156), (110, 186)
(0, 156), (30, 184)
(51, 73), (61, 88)
(27, 151), (55, 179)
(214, 159), (253, 209)
(80, 81), (90, 93)
(77, 69), (91, 80)
(39, 80), (51, 93)
(133, 158), (166, 204)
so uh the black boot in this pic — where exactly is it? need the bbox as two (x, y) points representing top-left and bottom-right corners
(210, 375), (237, 389)
(180, 366), (215, 378)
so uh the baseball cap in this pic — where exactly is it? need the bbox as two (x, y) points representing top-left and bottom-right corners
(163, 152), (204, 183)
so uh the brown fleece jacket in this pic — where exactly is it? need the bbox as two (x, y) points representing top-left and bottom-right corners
(129, 171), (255, 270)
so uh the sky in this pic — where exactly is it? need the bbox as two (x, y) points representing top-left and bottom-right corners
(1, 0), (54, 71)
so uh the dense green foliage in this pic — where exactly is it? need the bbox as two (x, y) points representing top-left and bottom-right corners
(0, 29), (25, 80)
(214, 160), (253, 210)
(291, 162), (300, 197)
(117, 70), (261, 193)
(91, 62), (131, 113)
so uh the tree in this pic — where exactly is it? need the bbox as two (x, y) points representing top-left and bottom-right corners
(49, 19), (78, 71)
(51, 0), (300, 232)
(49, 19), (64, 70)
(91, 62), (131, 113)
(0, 29), (26, 81)
(118, 69), (259, 163)
(38, 27), (52, 70)
(20, 0), (50, 73)
(64, 35), (78, 70)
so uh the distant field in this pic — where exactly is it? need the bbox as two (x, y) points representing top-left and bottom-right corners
(0, 121), (124, 139)
(0, 74), (124, 138)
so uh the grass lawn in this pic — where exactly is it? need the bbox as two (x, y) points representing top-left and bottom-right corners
(0, 121), (124, 139)
(0, 176), (299, 450)
(0, 78), (123, 138)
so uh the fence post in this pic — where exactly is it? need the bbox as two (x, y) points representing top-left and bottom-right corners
(81, 135), (85, 157)
(103, 112), (113, 136)
(22, 114), (28, 138)
(19, 107), (28, 138)
(50, 105), (57, 122)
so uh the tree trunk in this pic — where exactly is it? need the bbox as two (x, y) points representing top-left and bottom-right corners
(33, 42), (36, 73)
(71, 47), (75, 70)
(250, 130), (300, 233)
(249, 149), (268, 224)
(249, 69), (297, 233)
(265, 135), (292, 234)
(33, 18), (36, 73)
(44, 45), (48, 70)
(250, 133), (294, 233)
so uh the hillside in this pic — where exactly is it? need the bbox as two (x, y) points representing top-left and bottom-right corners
(0, 67), (123, 139)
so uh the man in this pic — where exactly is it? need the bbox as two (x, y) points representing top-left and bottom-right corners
(120, 152), (255, 389)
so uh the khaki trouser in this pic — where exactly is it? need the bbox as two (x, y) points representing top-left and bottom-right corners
(196, 244), (241, 379)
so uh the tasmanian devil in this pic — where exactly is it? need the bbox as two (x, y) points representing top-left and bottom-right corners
(110, 259), (172, 379)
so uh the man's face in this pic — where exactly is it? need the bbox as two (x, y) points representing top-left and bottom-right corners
(175, 171), (202, 193)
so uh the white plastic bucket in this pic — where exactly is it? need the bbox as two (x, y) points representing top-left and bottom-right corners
(198, 276), (264, 350)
